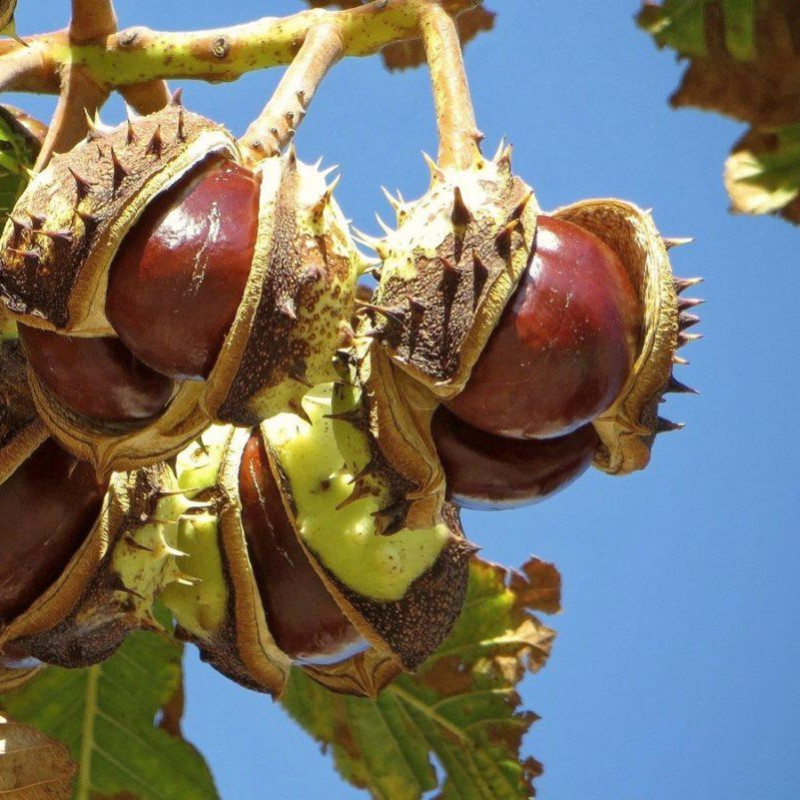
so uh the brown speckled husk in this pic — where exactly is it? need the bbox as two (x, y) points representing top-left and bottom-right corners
(0, 463), (179, 668)
(372, 150), (538, 399)
(0, 105), (239, 335)
(0, 340), (47, 484)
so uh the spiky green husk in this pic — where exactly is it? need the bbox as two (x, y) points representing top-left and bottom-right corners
(165, 425), (291, 695)
(166, 384), (473, 697)
(367, 147), (538, 399)
(0, 461), (187, 668)
(269, 384), (473, 676)
(0, 103), (238, 335)
(263, 384), (452, 601)
(0, 111), (359, 474)
(203, 150), (360, 427)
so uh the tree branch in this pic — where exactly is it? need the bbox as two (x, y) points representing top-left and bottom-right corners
(119, 79), (171, 115)
(0, 1), (481, 91)
(418, 1), (481, 170)
(239, 23), (343, 166)
(70, 0), (117, 43)
(0, 40), (59, 94)
(34, 66), (109, 169)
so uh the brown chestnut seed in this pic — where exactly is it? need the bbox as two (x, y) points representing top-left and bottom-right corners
(447, 215), (641, 439)
(432, 406), (599, 511)
(106, 157), (259, 381)
(0, 439), (107, 622)
(19, 325), (175, 424)
(239, 431), (368, 666)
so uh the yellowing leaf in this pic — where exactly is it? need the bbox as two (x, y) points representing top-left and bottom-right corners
(281, 557), (560, 800)
(0, 713), (76, 799)
(725, 125), (800, 222)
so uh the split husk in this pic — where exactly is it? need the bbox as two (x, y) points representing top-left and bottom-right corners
(552, 199), (693, 474)
(0, 106), (359, 473)
(165, 385), (473, 698)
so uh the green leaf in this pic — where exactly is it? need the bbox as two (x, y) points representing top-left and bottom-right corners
(0, 106), (40, 215)
(636, 0), (709, 58)
(0, 630), (218, 800)
(281, 557), (561, 800)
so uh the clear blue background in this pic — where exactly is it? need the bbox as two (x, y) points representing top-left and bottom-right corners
(10, 1), (800, 798)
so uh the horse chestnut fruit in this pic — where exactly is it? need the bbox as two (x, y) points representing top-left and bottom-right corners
(432, 406), (599, 510)
(239, 431), (367, 666)
(19, 325), (175, 424)
(447, 215), (641, 439)
(106, 157), (260, 381)
(0, 439), (106, 622)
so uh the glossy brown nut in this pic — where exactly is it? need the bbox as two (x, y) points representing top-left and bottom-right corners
(19, 325), (175, 424)
(432, 406), (599, 510)
(106, 157), (259, 381)
(0, 439), (107, 622)
(239, 432), (367, 666)
(447, 215), (641, 439)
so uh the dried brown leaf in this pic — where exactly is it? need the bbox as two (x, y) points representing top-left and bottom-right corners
(0, 714), (76, 799)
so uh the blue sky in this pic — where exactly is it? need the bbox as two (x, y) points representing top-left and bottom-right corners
(11, 1), (800, 798)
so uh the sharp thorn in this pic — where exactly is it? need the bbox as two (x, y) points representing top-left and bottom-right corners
(678, 332), (703, 348)
(666, 375), (698, 395)
(493, 137), (508, 162)
(496, 219), (520, 254)
(83, 108), (102, 141)
(5, 214), (30, 242)
(679, 312), (701, 330)
(354, 299), (405, 324)
(674, 276), (704, 294)
(509, 188), (535, 222)
(422, 151), (445, 182)
(67, 167), (93, 200)
(288, 361), (313, 388)
(278, 297), (298, 321)
(26, 212), (45, 230)
(125, 118), (137, 145)
(335, 482), (373, 511)
(320, 164), (339, 180)
(375, 213), (394, 237)
(288, 398), (313, 426)
(672, 354), (689, 366)
(145, 125), (164, 158)
(656, 416), (685, 433)
(452, 186), (472, 226)
(176, 107), (186, 141)
(33, 228), (73, 245)
(123, 535), (155, 553)
(663, 236), (694, 250)
(678, 296), (705, 311)
(348, 459), (378, 485)
(170, 87), (184, 106)
(109, 146), (129, 191)
(381, 186), (399, 210)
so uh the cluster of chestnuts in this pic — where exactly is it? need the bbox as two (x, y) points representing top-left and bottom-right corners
(0, 51), (700, 698)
